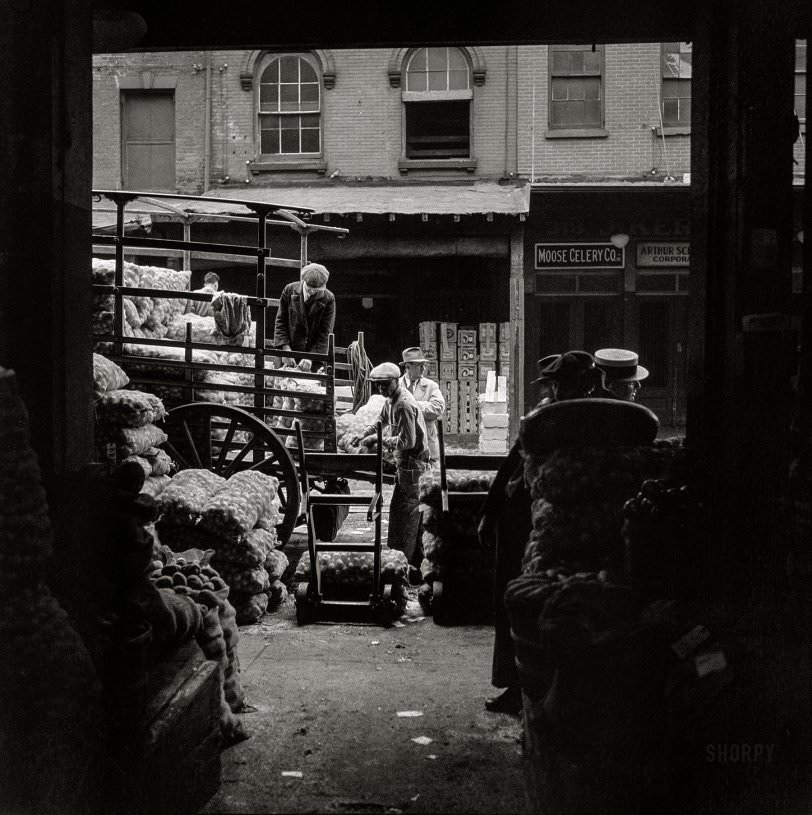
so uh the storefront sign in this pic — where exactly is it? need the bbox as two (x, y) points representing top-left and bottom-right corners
(535, 243), (625, 270)
(636, 241), (690, 267)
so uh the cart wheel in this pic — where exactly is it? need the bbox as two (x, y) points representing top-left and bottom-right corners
(375, 585), (396, 627)
(295, 582), (313, 626)
(161, 402), (301, 546)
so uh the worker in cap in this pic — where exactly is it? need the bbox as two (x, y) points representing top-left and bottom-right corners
(478, 349), (600, 716)
(594, 348), (649, 402)
(399, 347), (445, 465)
(351, 361), (431, 573)
(273, 261), (336, 368)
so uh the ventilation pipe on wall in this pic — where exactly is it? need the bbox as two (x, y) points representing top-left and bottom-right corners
(203, 53), (212, 192)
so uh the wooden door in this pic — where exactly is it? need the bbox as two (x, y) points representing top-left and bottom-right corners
(635, 296), (688, 429)
(121, 91), (175, 190)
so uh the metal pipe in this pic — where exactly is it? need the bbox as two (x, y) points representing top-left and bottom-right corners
(203, 54), (212, 193)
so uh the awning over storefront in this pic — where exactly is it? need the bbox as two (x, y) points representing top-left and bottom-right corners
(202, 181), (530, 217)
(92, 182), (529, 229)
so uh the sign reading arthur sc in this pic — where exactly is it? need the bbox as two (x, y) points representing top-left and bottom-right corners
(636, 241), (690, 267)
(535, 243), (625, 270)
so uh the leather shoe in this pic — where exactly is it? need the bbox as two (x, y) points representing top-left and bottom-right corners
(485, 686), (522, 715)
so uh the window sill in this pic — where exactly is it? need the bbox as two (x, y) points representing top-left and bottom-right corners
(249, 159), (327, 174)
(545, 128), (608, 139)
(654, 126), (691, 137)
(398, 158), (477, 173)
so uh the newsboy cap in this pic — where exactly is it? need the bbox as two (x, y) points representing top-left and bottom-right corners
(301, 262), (330, 287)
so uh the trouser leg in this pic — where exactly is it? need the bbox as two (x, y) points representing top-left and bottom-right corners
(387, 463), (425, 562)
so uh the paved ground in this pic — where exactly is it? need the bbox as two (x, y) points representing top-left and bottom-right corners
(201, 485), (528, 815)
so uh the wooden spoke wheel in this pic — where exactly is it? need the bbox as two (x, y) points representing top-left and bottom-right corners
(161, 402), (301, 546)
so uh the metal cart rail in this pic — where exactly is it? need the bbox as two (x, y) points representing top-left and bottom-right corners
(92, 189), (361, 545)
(292, 421), (403, 626)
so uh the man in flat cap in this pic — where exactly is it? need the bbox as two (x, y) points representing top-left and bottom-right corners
(273, 262), (336, 367)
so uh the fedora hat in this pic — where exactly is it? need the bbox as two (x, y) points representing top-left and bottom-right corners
(594, 348), (649, 382)
(533, 354), (561, 383)
(534, 350), (596, 383)
(401, 346), (427, 364)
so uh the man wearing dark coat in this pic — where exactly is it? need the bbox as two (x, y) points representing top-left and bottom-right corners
(273, 262), (336, 364)
(478, 351), (603, 715)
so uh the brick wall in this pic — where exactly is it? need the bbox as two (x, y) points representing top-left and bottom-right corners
(516, 43), (691, 179)
(92, 44), (694, 193)
(92, 51), (208, 191)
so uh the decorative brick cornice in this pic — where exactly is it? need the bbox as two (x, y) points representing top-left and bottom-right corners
(239, 49), (336, 91)
(388, 46), (487, 88)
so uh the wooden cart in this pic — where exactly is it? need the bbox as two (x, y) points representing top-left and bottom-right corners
(92, 189), (364, 545)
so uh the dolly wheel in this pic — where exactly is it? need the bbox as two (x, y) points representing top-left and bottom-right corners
(295, 583), (313, 626)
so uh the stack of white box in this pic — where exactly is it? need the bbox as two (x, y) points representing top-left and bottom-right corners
(478, 371), (509, 453)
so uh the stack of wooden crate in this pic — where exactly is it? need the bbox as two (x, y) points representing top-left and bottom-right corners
(498, 322), (511, 382)
(416, 320), (509, 437)
(418, 321), (439, 380)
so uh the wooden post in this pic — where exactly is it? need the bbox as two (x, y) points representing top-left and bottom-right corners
(508, 223), (525, 442)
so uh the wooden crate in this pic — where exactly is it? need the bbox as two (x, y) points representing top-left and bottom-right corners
(440, 322), (458, 344)
(478, 361), (496, 381)
(440, 361), (457, 380)
(478, 322), (497, 342)
(457, 345), (478, 363)
(424, 360), (438, 379)
(457, 328), (477, 347)
(498, 340), (510, 360)
(423, 341), (438, 359)
(499, 322), (511, 342)
(458, 364), (477, 380)
(419, 321), (438, 345)
(479, 342), (498, 362)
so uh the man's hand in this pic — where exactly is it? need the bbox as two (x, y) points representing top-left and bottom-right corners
(477, 514), (497, 550)
(361, 434), (378, 449)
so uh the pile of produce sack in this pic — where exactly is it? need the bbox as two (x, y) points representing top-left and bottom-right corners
(153, 469), (285, 624)
(415, 469), (496, 621)
(0, 366), (105, 814)
(92, 353), (175, 496)
(293, 547), (409, 614)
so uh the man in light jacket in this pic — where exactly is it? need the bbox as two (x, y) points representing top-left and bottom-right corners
(398, 346), (445, 465)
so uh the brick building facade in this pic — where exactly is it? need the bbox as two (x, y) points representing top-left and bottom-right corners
(92, 42), (805, 431)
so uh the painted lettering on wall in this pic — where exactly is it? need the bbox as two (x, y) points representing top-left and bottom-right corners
(535, 243), (625, 270)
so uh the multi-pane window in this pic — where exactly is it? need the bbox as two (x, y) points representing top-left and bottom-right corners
(403, 47), (471, 158)
(661, 42), (692, 127)
(795, 40), (806, 123)
(549, 45), (603, 129)
(258, 55), (321, 156)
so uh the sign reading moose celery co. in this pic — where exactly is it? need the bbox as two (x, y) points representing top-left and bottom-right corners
(535, 243), (625, 270)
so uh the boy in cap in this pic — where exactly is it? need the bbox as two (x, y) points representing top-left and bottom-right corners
(273, 262), (336, 365)
(594, 348), (649, 402)
(478, 350), (600, 715)
(399, 346), (445, 465)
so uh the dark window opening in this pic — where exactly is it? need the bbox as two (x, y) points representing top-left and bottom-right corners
(405, 100), (470, 158)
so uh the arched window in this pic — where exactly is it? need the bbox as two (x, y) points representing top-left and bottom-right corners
(258, 54), (321, 156)
(402, 47), (472, 159)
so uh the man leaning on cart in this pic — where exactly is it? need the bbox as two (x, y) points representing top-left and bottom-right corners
(350, 362), (431, 580)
